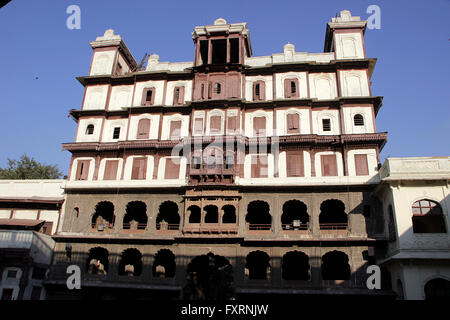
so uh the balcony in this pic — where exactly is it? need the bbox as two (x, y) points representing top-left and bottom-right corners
(183, 223), (238, 235)
(189, 164), (235, 185)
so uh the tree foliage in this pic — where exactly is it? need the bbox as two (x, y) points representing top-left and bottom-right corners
(0, 154), (63, 179)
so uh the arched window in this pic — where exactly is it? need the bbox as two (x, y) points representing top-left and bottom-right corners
(91, 201), (115, 230)
(281, 200), (309, 230)
(204, 205), (219, 223)
(222, 205), (236, 224)
(86, 124), (94, 135)
(246, 201), (271, 230)
(123, 201), (147, 230)
(153, 249), (176, 278)
(354, 114), (364, 126)
(137, 118), (151, 139)
(86, 247), (109, 275)
(156, 201), (180, 230)
(319, 199), (347, 230)
(412, 200), (446, 233)
(118, 248), (142, 276)
(321, 251), (350, 280)
(246, 251), (270, 280)
(282, 251), (310, 280)
(187, 205), (201, 223)
(425, 278), (450, 299)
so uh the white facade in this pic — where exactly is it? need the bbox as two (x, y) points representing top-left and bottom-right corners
(375, 157), (450, 300)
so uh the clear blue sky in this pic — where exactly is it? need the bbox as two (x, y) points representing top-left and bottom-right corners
(0, 0), (449, 175)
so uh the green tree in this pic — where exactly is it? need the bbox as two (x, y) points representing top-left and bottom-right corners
(0, 154), (63, 179)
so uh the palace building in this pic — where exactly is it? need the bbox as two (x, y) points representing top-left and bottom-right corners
(43, 10), (395, 299)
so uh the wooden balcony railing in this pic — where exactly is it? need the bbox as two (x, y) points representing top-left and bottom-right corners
(189, 163), (235, 175)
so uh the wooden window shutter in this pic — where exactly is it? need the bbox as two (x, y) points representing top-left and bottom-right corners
(137, 118), (151, 139)
(142, 88), (154, 106)
(253, 82), (259, 101)
(227, 75), (240, 98)
(104, 160), (119, 180)
(194, 118), (203, 134)
(178, 86), (185, 104)
(131, 157), (147, 180)
(227, 116), (238, 133)
(259, 82), (266, 100)
(354, 154), (369, 176)
(173, 86), (185, 105)
(253, 116), (266, 136)
(286, 152), (304, 177)
(210, 115), (222, 133)
(291, 79), (299, 97)
(164, 158), (180, 179)
(251, 155), (268, 178)
(76, 160), (90, 180)
(284, 79), (291, 98)
(169, 120), (182, 139)
(321, 154), (338, 176)
(286, 113), (300, 133)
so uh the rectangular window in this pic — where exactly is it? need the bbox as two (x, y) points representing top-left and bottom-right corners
(286, 152), (304, 177)
(284, 79), (299, 98)
(142, 88), (155, 106)
(251, 154), (268, 178)
(169, 120), (182, 140)
(165, 158), (180, 179)
(227, 116), (238, 133)
(322, 119), (331, 132)
(354, 154), (369, 176)
(286, 113), (300, 134)
(194, 118), (204, 135)
(104, 160), (119, 180)
(131, 157), (147, 180)
(253, 116), (266, 136)
(75, 160), (90, 180)
(113, 127), (121, 139)
(210, 115), (222, 134)
(253, 81), (265, 101)
(321, 154), (338, 176)
(173, 86), (185, 105)
(7, 270), (17, 278)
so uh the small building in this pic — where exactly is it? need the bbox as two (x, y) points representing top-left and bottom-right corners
(374, 157), (450, 299)
(0, 179), (65, 300)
